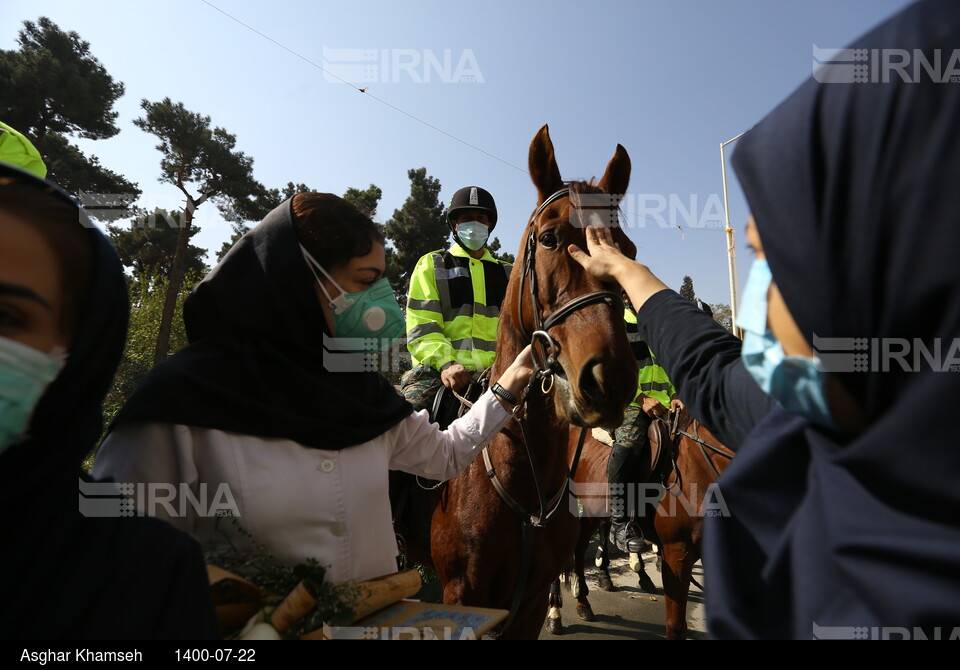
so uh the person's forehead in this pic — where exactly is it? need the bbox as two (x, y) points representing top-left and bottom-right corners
(347, 243), (385, 270)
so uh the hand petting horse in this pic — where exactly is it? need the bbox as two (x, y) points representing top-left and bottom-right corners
(398, 125), (639, 639)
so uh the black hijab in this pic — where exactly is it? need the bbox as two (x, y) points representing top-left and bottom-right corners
(112, 198), (412, 449)
(706, 0), (960, 638)
(0, 164), (219, 639)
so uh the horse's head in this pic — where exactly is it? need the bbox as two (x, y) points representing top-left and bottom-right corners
(501, 124), (639, 428)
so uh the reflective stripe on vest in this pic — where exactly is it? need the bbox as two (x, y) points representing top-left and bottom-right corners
(406, 246), (511, 371)
(623, 308), (675, 408)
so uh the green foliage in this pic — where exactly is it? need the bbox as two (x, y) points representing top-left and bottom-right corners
(217, 181), (313, 228)
(108, 209), (207, 278)
(0, 17), (122, 140)
(486, 236), (515, 264)
(384, 168), (449, 297)
(134, 98), (265, 364)
(217, 182), (319, 261)
(207, 517), (361, 636)
(679, 275), (696, 302)
(134, 98), (261, 209)
(0, 17), (139, 205)
(710, 302), (733, 332)
(99, 271), (201, 443)
(343, 184), (383, 219)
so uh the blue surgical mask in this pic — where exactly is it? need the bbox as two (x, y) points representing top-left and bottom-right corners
(456, 221), (489, 251)
(737, 259), (836, 430)
(301, 246), (405, 353)
(0, 336), (66, 454)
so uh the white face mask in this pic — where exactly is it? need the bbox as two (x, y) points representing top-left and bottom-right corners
(457, 221), (489, 251)
(0, 336), (67, 453)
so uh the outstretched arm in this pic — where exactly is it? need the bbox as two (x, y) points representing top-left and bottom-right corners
(569, 227), (773, 449)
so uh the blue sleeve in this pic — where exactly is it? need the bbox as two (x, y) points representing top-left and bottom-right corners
(635, 289), (775, 450)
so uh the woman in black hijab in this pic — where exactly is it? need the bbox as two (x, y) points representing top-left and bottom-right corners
(0, 152), (219, 638)
(569, 0), (960, 639)
(95, 192), (533, 584)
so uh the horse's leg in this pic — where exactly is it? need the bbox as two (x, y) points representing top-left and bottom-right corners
(574, 520), (595, 621)
(503, 584), (556, 640)
(659, 540), (693, 640)
(545, 578), (564, 635)
(595, 517), (616, 592)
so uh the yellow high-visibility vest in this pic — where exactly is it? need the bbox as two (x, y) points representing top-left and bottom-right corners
(624, 308), (676, 408)
(406, 244), (512, 372)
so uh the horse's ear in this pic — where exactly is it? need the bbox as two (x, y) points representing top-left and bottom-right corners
(528, 124), (564, 205)
(598, 144), (631, 196)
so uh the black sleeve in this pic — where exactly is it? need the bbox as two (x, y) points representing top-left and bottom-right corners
(635, 289), (774, 450)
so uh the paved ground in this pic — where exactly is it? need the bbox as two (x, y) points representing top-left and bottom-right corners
(537, 542), (708, 641)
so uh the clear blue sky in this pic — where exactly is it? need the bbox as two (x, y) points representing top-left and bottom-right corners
(2, 0), (914, 307)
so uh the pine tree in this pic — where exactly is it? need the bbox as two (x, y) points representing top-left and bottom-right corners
(134, 98), (265, 364)
(679, 275), (696, 302)
(0, 17), (139, 212)
(108, 209), (208, 280)
(384, 168), (449, 297)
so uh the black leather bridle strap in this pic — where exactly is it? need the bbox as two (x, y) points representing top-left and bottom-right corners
(541, 291), (623, 332)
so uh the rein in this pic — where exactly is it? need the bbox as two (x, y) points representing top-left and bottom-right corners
(660, 412), (735, 483)
(484, 187), (623, 633)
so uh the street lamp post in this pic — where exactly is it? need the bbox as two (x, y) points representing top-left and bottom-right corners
(720, 131), (747, 339)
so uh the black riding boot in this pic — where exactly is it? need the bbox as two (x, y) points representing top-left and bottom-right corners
(607, 442), (648, 553)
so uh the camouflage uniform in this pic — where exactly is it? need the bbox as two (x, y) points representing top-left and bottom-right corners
(399, 365), (443, 413)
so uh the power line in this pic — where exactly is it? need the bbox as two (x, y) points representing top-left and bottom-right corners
(198, 0), (528, 174)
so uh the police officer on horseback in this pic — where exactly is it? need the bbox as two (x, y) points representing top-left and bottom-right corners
(608, 295), (678, 555)
(400, 186), (513, 413)
(609, 297), (713, 555)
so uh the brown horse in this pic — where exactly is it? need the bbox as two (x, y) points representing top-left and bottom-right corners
(548, 409), (734, 639)
(397, 125), (639, 639)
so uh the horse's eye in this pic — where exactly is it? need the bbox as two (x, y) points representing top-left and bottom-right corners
(540, 231), (559, 249)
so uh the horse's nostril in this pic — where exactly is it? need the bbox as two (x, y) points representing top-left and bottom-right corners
(591, 363), (605, 394)
(578, 359), (606, 401)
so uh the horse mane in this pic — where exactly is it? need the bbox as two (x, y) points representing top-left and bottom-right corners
(565, 179), (626, 220)
(566, 179), (602, 192)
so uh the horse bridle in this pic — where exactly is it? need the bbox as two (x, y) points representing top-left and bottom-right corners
(483, 187), (624, 633)
(487, 186), (625, 525)
(516, 188), (624, 385)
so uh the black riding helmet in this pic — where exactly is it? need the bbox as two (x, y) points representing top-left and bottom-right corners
(446, 186), (498, 230)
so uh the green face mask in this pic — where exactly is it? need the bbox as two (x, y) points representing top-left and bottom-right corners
(301, 246), (405, 354)
(0, 336), (66, 453)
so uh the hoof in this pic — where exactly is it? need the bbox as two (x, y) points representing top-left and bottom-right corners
(598, 572), (617, 592)
(629, 552), (643, 573)
(576, 602), (596, 622)
(546, 617), (563, 636)
(638, 572), (658, 594)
